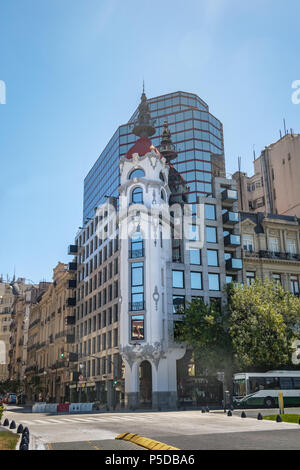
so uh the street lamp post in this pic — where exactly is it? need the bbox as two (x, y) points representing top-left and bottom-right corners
(78, 363), (85, 403)
(43, 371), (47, 402)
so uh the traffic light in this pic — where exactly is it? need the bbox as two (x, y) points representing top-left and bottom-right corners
(60, 349), (65, 359)
(113, 380), (118, 387)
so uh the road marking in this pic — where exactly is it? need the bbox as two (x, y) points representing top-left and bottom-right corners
(47, 419), (64, 423)
(33, 419), (51, 424)
(70, 417), (95, 422)
(58, 418), (79, 423)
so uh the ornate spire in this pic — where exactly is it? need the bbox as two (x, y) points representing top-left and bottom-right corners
(133, 86), (156, 138)
(159, 120), (177, 161)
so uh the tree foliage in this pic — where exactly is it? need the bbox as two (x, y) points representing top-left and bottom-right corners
(228, 279), (300, 370)
(0, 380), (23, 395)
(175, 298), (233, 376)
(175, 280), (300, 377)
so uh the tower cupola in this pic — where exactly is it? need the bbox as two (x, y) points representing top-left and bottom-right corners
(133, 88), (156, 138)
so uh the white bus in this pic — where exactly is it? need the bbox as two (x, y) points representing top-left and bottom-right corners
(233, 370), (300, 408)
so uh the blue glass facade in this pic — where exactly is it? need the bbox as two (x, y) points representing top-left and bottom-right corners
(83, 91), (224, 222)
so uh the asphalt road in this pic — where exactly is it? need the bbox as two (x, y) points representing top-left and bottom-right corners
(3, 406), (300, 450)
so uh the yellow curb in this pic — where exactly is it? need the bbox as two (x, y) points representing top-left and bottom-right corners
(116, 433), (179, 450)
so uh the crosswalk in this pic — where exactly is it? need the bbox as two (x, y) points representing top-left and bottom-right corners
(15, 413), (161, 426)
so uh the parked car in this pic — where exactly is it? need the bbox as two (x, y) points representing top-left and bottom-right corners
(7, 393), (17, 404)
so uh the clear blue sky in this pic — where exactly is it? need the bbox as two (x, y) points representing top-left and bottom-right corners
(0, 0), (299, 283)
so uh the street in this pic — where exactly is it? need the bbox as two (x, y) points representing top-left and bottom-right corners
(3, 405), (300, 450)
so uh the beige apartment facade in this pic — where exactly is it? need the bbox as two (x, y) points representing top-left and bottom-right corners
(233, 132), (300, 217)
(0, 281), (14, 382)
(0, 278), (30, 382)
(240, 211), (300, 293)
(26, 263), (76, 402)
(9, 282), (50, 383)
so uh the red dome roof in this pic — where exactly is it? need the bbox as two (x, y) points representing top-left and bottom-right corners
(126, 136), (161, 159)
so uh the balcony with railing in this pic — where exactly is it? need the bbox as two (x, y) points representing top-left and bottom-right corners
(259, 250), (300, 261)
(29, 318), (40, 329)
(68, 262), (77, 271)
(224, 234), (241, 247)
(66, 334), (75, 344)
(66, 315), (76, 325)
(221, 189), (238, 204)
(242, 249), (300, 261)
(67, 297), (76, 307)
(67, 279), (77, 289)
(222, 211), (239, 225)
(68, 244), (78, 255)
(226, 258), (243, 270)
(129, 301), (145, 312)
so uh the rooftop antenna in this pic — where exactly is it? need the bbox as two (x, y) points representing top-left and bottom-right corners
(253, 145), (256, 161)
(283, 118), (287, 135)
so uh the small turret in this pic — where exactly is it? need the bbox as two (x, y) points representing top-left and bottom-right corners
(133, 87), (156, 138)
(159, 120), (177, 161)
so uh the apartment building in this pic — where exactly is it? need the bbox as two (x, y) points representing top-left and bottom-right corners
(233, 132), (300, 217)
(240, 211), (300, 293)
(26, 263), (75, 402)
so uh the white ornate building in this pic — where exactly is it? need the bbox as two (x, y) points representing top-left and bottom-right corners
(118, 123), (186, 408)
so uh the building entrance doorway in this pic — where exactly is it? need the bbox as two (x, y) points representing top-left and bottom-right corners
(139, 361), (152, 408)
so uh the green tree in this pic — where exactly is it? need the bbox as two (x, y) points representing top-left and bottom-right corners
(175, 298), (234, 386)
(228, 279), (300, 370)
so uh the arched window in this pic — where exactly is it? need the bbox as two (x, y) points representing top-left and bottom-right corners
(131, 187), (143, 204)
(130, 231), (144, 259)
(161, 190), (165, 201)
(129, 169), (145, 180)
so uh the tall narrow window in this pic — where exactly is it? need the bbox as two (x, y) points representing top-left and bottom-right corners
(291, 276), (300, 296)
(130, 232), (143, 258)
(131, 187), (143, 204)
(287, 239), (297, 255)
(246, 271), (255, 285)
(243, 235), (254, 252)
(131, 262), (144, 311)
(269, 237), (279, 253)
(272, 273), (281, 284)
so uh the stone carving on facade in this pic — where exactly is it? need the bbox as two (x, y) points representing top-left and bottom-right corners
(132, 153), (140, 166)
(152, 286), (160, 311)
(152, 189), (157, 204)
(120, 342), (166, 370)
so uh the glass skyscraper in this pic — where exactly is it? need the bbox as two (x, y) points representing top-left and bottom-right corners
(83, 91), (224, 222)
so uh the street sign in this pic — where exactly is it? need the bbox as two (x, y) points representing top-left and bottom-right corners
(79, 374), (84, 382)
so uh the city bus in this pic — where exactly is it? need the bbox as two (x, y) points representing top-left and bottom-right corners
(233, 371), (300, 408)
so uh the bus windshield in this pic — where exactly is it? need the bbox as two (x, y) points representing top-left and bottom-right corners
(233, 379), (246, 397)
